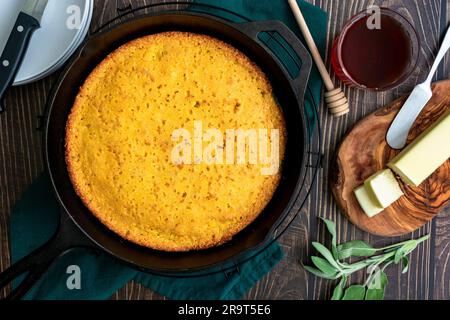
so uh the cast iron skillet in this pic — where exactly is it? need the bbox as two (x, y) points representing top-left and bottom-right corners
(0, 11), (312, 300)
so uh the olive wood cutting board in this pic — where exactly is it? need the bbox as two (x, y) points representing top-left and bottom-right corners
(331, 80), (450, 237)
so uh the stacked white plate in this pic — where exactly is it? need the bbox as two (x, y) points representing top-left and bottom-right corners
(0, 0), (93, 86)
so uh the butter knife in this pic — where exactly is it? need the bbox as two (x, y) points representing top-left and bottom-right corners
(387, 26), (450, 150)
(0, 0), (49, 113)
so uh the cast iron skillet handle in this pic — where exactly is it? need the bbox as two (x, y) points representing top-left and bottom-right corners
(0, 214), (94, 300)
(234, 20), (313, 100)
(0, 12), (41, 113)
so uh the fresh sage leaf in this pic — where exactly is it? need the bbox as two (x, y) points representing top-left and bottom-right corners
(304, 218), (430, 301)
(342, 285), (366, 300)
(402, 241), (419, 255)
(320, 218), (338, 259)
(312, 242), (342, 271)
(365, 288), (384, 300)
(311, 256), (338, 276)
(337, 240), (377, 260)
(303, 265), (340, 280)
(394, 247), (403, 264)
(416, 234), (431, 244)
(402, 256), (409, 274)
(394, 241), (418, 263)
(331, 275), (347, 300)
(367, 270), (388, 289)
(366, 271), (388, 300)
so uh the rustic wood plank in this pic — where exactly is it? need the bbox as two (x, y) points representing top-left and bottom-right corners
(1, 0), (449, 300)
(301, 0), (447, 301)
(432, 0), (450, 300)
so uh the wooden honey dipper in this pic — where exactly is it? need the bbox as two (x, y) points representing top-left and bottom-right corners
(287, 0), (349, 117)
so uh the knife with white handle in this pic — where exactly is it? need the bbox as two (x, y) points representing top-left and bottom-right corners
(387, 26), (450, 150)
(0, 0), (49, 113)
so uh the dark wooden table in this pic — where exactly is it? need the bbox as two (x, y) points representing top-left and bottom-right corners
(1, 0), (449, 300)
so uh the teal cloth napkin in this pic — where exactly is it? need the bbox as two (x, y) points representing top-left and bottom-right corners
(10, 0), (327, 300)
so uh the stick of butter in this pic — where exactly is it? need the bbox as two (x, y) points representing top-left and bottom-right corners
(354, 169), (404, 218)
(354, 185), (384, 218)
(388, 110), (450, 186)
(364, 169), (404, 208)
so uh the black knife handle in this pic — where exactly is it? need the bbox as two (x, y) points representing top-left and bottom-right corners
(0, 12), (40, 113)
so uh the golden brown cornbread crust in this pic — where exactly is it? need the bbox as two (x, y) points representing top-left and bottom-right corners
(66, 32), (286, 251)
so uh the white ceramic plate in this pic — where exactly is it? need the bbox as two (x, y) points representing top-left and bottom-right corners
(17, 0), (94, 85)
(0, 0), (93, 85)
(46, 1), (93, 77)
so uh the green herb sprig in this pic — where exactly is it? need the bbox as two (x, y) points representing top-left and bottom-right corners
(304, 218), (430, 300)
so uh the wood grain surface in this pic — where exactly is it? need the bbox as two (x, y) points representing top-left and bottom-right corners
(332, 80), (450, 237)
(1, 0), (449, 300)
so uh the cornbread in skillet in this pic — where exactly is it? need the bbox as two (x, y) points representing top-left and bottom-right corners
(65, 32), (286, 252)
